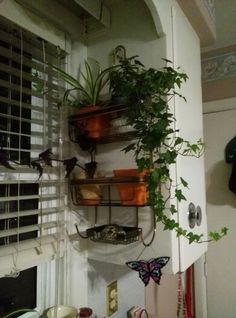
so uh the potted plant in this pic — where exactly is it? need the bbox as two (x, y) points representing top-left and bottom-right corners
(110, 51), (228, 243)
(51, 58), (118, 139)
(109, 47), (144, 105)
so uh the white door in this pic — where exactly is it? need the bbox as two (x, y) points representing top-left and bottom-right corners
(171, 4), (208, 272)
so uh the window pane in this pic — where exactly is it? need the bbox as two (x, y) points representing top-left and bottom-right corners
(0, 27), (37, 316)
(0, 267), (37, 317)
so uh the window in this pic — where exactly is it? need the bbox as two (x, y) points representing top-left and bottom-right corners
(0, 16), (66, 316)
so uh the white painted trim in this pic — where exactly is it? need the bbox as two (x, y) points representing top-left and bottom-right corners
(194, 255), (208, 318)
(203, 97), (236, 114)
(144, 0), (165, 38)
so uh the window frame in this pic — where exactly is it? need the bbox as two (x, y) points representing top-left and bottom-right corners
(0, 14), (70, 316)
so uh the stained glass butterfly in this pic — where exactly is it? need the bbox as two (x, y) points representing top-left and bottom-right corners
(126, 257), (170, 286)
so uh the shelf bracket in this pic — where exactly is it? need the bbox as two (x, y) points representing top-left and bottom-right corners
(75, 223), (89, 239)
(140, 207), (156, 247)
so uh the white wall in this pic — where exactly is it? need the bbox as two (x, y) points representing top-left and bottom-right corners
(172, 1), (208, 271)
(203, 97), (236, 318)
(88, 260), (144, 318)
(84, 1), (165, 315)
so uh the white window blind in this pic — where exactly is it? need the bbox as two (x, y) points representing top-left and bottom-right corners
(0, 16), (66, 278)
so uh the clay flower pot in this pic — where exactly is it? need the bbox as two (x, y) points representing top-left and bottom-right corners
(113, 169), (147, 205)
(78, 105), (110, 139)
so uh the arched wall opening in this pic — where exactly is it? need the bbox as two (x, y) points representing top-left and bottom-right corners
(86, 0), (167, 70)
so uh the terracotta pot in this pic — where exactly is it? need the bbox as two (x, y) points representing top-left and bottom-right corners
(78, 105), (110, 139)
(113, 169), (147, 205)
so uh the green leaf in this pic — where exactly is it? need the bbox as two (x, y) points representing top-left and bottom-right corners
(174, 137), (184, 146)
(160, 150), (177, 164)
(176, 227), (187, 237)
(221, 227), (229, 235)
(209, 232), (221, 241)
(170, 204), (177, 214)
(122, 143), (136, 153)
(136, 157), (151, 170)
(162, 58), (173, 64)
(209, 227), (228, 241)
(175, 189), (186, 202)
(187, 232), (202, 244)
(164, 218), (178, 230)
(180, 177), (188, 188)
(190, 144), (200, 153)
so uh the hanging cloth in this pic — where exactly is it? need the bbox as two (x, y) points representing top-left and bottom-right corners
(225, 136), (236, 194)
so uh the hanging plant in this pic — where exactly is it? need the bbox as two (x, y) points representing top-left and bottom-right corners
(110, 52), (228, 243)
(30, 148), (97, 180)
(0, 146), (97, 181)
(49, 58), (118, 108)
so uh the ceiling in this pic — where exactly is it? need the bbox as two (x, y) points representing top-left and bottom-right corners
(203, 0), (236, 52)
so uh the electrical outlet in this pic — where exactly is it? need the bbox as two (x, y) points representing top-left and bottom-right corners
(106, 280), (118, 316)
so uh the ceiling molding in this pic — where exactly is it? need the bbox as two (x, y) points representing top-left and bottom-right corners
(15, 0), (86, 41)
(177, 0), (216, 47)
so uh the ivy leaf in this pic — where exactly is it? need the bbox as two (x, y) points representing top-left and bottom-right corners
(161, 150), (177, 164)
(162, 58), (173, 64)
(150, 169), (160, 183)
(190, 144), (200, 153)
(176, 227), (187, 237)
(221, 227), (229, 235)
(175, 189), (186, 202)
(136, 157), (151, 170)
(209, 228), (228, 241)
(209, 232), (221, 241)
(134, 59), (144, 67)
(163, 218), (179, 231)
(180, 177), (188, 188)
(122, 143), (136, 153)
(174, 137), (184, 146)
(187, 232), (202, 244)
(170, 204), (177, 214)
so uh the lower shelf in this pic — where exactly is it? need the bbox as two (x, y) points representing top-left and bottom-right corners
(69, 176), (147, 207)
(79, 224), (142, 245)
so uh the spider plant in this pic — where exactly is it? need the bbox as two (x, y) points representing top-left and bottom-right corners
(50, 58), (118, 108)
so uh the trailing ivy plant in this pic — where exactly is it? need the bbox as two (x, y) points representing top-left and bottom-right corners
(111, 53), (228, 243)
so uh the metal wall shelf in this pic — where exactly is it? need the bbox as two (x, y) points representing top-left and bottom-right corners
(68, 104), (138, 144)
(69, 104), (156, 246)
(69, 176), (147, 207)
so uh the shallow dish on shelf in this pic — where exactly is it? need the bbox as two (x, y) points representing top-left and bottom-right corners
(46, 305), (78, 318)
(86, 224), (142, 244)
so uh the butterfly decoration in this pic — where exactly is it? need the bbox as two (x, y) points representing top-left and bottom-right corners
(126, 257), (170, 286)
